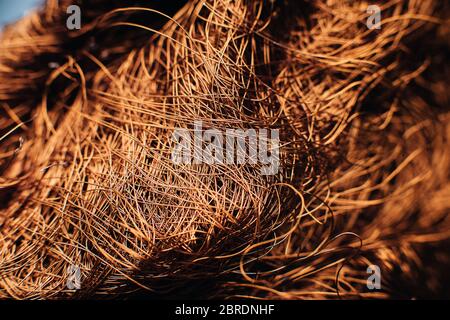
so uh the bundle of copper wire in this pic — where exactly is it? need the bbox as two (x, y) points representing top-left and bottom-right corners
(0, 0), (449, 299)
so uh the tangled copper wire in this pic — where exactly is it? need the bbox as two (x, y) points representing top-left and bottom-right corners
(0, 0), (449, 299)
